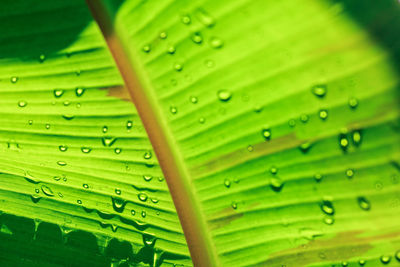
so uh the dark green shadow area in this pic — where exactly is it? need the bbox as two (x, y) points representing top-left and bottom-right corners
(0, 0), (92, 59)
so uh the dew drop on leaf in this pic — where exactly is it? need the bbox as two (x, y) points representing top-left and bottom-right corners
(357, 196), (371, 211)
(83, 184), (89, 189)
(45, 124), (51, 129)
(339, 133), (349, 152)
(115, 188), (122, 195)
(217, 89), (232, 102)
(270, 166), (278, 175)
(346, 168), (354, 178)
(247, 145), (253, 152)
(18, 101), (27, 107)
(53, 89), (64, 98)
(174, 63), (183, 71)
(11, 76), (18, 83)
(190, 96), (198, 104)
(262, 128), (271, 141)
(159, 31), (167, 39)
(311, 84), (327, 98)
(380, 255), (391, 264)
(231, 201), (237, 209)
(300, 114), (309, 123)
(167, 45), (176, 54)
(57, 161), (67, 166)
(299, 142), (312, 153)
(28, 120), (33, 125)
(41, 185), (54, 197)
(199, 117), (206, 124)
(395, 250), (400, 261)
(112, 197), (126, 213)
(126, 120), (133, 130)
(210, 37), (224, 49)
(348, 97), (359, 109)
(102, 137), (116, 147)
(170, 106), (178, 114)
(62, 114), (74, 120)
(138, 193), (148, 202)
(114, 148), (122, 154)
(358, 259), (366, 265)
(195, 8), (215, 27)
(77, 200), (82, 205)
(151, 198), (159, 204)
(31, 195), (41, 203)
(143, 151), (152, 160)
(314, 173), (323, 182)
(81, 147), (91, 153)
(320, 200), (335, 215)
(141, 210), (147, 218)
(323, 216), (334, 225)
(142, 44), (151, 53)
(75, 87), (85, 97)
(181, 14), (191, 25)
(341, 261), (348, 267)
(319, 109), (328, 120)
(143, 175), (153, 182)
(352, 130), (362, 146)
(191, 32), (203, 44)
(288, 119), (296, 127)
(59, 145), (68, 152)
(39, 54), (46, 63)
(131, 210), (136, 216)
(224, 179), (231, 188)
(205, 59), (215, 68)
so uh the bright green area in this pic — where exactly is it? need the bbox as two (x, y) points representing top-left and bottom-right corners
(0, 0), (400, 266)
(0, 1), (190, 266)
(104, 0), (400, 266)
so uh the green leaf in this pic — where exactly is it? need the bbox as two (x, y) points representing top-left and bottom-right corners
(1, 0), (400, 266)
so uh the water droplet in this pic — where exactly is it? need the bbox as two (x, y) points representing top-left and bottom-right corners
(190, 96), (198, 103)
(77, 200), (82, 205)
(357, 196), (371, 211)
(151, 198), (159, 204)
(270, 177), (284, 192)
(76, 103), (81, 108)
(159, 31), (167, 39)
(270, 166), (278, 175)
(358, 259), (366, 265)
(217, 89), (232, 102)
(63, 101), (71, 106)
(102, 126), (108, 133)
(395, 250), (400, 261)
(380, 255), (391, 264)
(231, 201), (237, 209)
(299, 142), (312, 153)
(57, 161), (67, 166)
(262, 128), (271, 141)
(181, 14), (191, 25)
(45, 123), (51, 129)
(300, 114), (309, 123)
(35, 189), (40, 194)
(39, 185), (54, 197)
(131, 210), (136, 216)
(59, 145), (68, 152)
(142, 44), (151, 53)
(102, 137), (116, 147)
(141, 210), (147, 218)
(191, 32), (203, 44)
(53, 89), (64, 98)
(170, 106), (178, 114)
(143, 175), (153, 182)
(39, 54), (46, 63)
(75, 87), (85, 97)
(114, 148), (122, 154)
(126, 120), (133, 130)
(115, 188), (121, 195)
(167, 45), (176, 54)
(224, 179), (231, 188)
(81, 147), (91, 153)
(314, 173), (323, 182)
(348, 97), (359, 109)
(352, 130), (362, 146)
(138, 193), (148, 202)
(111, 197), (126, 213)
(205, 59), (215, 68)
(199, 117), (206, 124)
(346, 168), (354, 178)
(196, 8), (215, 27)
(18, 101), (27, 107)
(288, 119), (296, 127)
(210, 37), (224, 49)
(339, 133), (349, 152)
(311, 85), (327, 98)
(62, 114), (74, 120)
(323, 216), (334, 225)
(11, 76), (18, 83)
(83, 184), (89, 189)
(319, 109), (328, 120)
(341, 261), (348, 267)
(28, 120), (33, 125)
(174, 63), (183, 71)
(247, 145), (254, 152)
(58, 192), (63, 198)
(320, 200), (335, 215)
(143, 151), (152, 160)
(31, 195), (41, 203)
(53, 176), (61, 181)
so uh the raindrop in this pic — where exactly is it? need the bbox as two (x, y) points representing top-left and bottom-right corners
(352, 130), (362, 146)
(31, 195), (41, 203)
(314, 173), (323, 182)
(231, 201), (237, 209)
(247, 145), (253, 152)
(63, 101), (70, 106)
(159, 31), (167, 39)
(53, 89), (64, 98)
(346, 169), (354, 178)
(262, 128), (271, 141)
(348, 97), (359, 109)
(77, 200), (82, 205)
(210, 37), (224, 49)
(196, 8), (215, 27)
(57, 161), (67, 166)
(320, 200), (335, 215)
(141, 210), (147, 218)
(174, 63), (183, 71)
(114, 148), (122, 154)
(143, 44), (151, 53)
(288, 119), (296, 127)
(311, 85), (327, 98)
(111, 197), (126, 213)
(83, 184), (89, 189)
(59, 145), (68, 152)
(102, 137), (116, 147)
(217, 89), (232, 102)
(205, 60), (215, 68)
(131, 210), (136, 216)
(11, 76), (18, 83)
(81, 147), (91, 153)
(102, 126), (108, 133)
(191, 32), (203, 44)
(299, 142), (312, 153)
(190, 96), (198, 104)
(181, 14), (191, 25)
(357, 196), (371, 211)
(18, 101), (27, 107)
(380, 255), (391, 264)
(143, 151), (152, 160)
(323, 216), (334, 225)
(395, 250), (400, 261)
(138, 193), (148, 202)
(199, 117), (206, 124)
(270, 177), (284, 192)
(300, 114), (309, 123)
(270, 166), (278, 175)
(39, 54), (46, 63)
(167, 45), (176, 54)
(75, 87), (85, 97)
(319, 109), (328, 120)
(341, 262), (348, 267)
(62, 114), (74, 120)
(224, 179), (231, 188)
(151, 198), (159, 204)
(143, 175), (153, 182)
(358, 259), (366, 265)
(28, 120), (33, 125)
(115, 188), (121, 195)
(126, 120), (133, 130)
(41, 185), (54, 197)
(45, 124), (51, 129)
(170, 106), (178, 114)
(339, 133), (349, 152)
